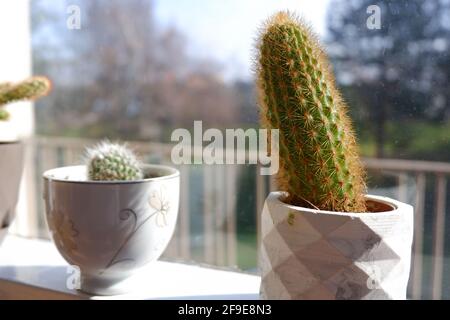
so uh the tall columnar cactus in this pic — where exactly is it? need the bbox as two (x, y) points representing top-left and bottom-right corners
(0, 76), (51, 120)
(86, 141), (144, 181)
(256, 12), (366, 212)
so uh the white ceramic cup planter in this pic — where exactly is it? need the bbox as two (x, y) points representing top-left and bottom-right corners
(260, 192), (414, 300)
(43, 164), (180, 295)
(0, 142), (24, 246)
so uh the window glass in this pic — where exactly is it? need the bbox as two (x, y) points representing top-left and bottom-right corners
(30, 0), (450, 299)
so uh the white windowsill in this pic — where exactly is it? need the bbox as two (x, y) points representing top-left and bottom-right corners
(0, 235), (261, 300)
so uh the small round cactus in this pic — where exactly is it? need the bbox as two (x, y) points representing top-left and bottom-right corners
(85, 141), (143, 181)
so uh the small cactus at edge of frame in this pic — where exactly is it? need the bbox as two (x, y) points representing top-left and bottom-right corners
(0, 76), (52, 121)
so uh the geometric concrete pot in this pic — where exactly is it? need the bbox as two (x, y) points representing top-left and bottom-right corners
(43, 164), (180, 295)
(0, 142), (24, 246)
(260, 192), (414, 300)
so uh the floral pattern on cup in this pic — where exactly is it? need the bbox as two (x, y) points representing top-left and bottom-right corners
(149, 185), (170, 227)
(103, 184), (172, 271)
(49, 209), (79, 255)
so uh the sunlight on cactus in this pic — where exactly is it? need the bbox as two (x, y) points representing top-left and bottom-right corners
(256, 11), (366, 212)
(85, 141), (143, 181)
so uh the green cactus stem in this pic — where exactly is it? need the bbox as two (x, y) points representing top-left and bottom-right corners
(86, 141), (144, 181)
(256, 11), (366, 212)
(0, 76), (51, 121)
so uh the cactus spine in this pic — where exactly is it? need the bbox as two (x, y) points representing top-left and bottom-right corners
(0, 76), (51, 121)
(256, 12), (366, 212)
(86, 141), (143, 181)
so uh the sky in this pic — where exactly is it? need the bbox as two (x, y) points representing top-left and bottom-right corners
(154, 0), (331, 81)
(31, 0), (332, 82)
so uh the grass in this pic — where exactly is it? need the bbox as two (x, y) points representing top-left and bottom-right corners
(357, 120), (450, 161)
(237, 233), (258, 271)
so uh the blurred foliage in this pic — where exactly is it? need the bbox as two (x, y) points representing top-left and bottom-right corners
(32, 0), (255, 141)
(328, 0), (450, 159)
(32, 0), (450, 161)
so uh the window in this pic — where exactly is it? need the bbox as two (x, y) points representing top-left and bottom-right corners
(5, 0), (450, 299)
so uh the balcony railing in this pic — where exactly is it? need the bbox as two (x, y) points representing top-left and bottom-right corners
(11, 136), (450, 300)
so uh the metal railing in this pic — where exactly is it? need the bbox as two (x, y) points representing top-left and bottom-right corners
(13, 136), (450, 299)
